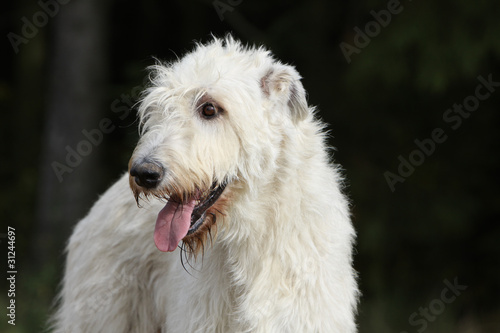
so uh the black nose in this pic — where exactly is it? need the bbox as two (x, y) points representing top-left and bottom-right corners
(129, 160), (164, 189)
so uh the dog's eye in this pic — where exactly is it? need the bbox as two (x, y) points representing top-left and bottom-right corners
(201, 103), (219, 119)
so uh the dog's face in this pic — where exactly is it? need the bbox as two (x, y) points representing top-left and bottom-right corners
(129, 37), (310, 255)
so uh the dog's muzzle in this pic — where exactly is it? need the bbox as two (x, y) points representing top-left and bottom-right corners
(129, 159), (227, 252)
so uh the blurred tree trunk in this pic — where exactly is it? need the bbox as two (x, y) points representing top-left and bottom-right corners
(35, 0), (110, 264)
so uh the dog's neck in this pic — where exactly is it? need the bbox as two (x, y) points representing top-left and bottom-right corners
(221, 118), (333, 258)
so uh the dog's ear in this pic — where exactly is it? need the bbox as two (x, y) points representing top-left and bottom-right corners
(261, 65), (309, 123)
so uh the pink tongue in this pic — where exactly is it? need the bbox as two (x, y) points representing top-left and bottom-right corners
(154, 199), (196, 252)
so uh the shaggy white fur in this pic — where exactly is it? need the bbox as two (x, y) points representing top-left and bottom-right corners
(51, 36), (358, 332)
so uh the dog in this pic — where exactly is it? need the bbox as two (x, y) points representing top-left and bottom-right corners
(51, 36), (358, 332)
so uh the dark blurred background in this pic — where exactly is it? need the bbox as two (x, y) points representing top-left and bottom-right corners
(1, 0), (499, 332)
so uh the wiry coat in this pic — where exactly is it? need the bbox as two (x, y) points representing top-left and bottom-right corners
(51, 37), (358, 332)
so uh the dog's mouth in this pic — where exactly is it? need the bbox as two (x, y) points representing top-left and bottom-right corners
(154, 182), (227, 252)
(188, 183), (226, 236)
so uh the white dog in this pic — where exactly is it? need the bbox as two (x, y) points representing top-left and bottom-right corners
(51, 36), (358, 332)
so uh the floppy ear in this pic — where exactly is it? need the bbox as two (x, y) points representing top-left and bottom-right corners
(261, 64), (309, 123)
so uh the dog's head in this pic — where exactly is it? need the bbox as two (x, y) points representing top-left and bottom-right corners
(128, 36), (312, 256)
